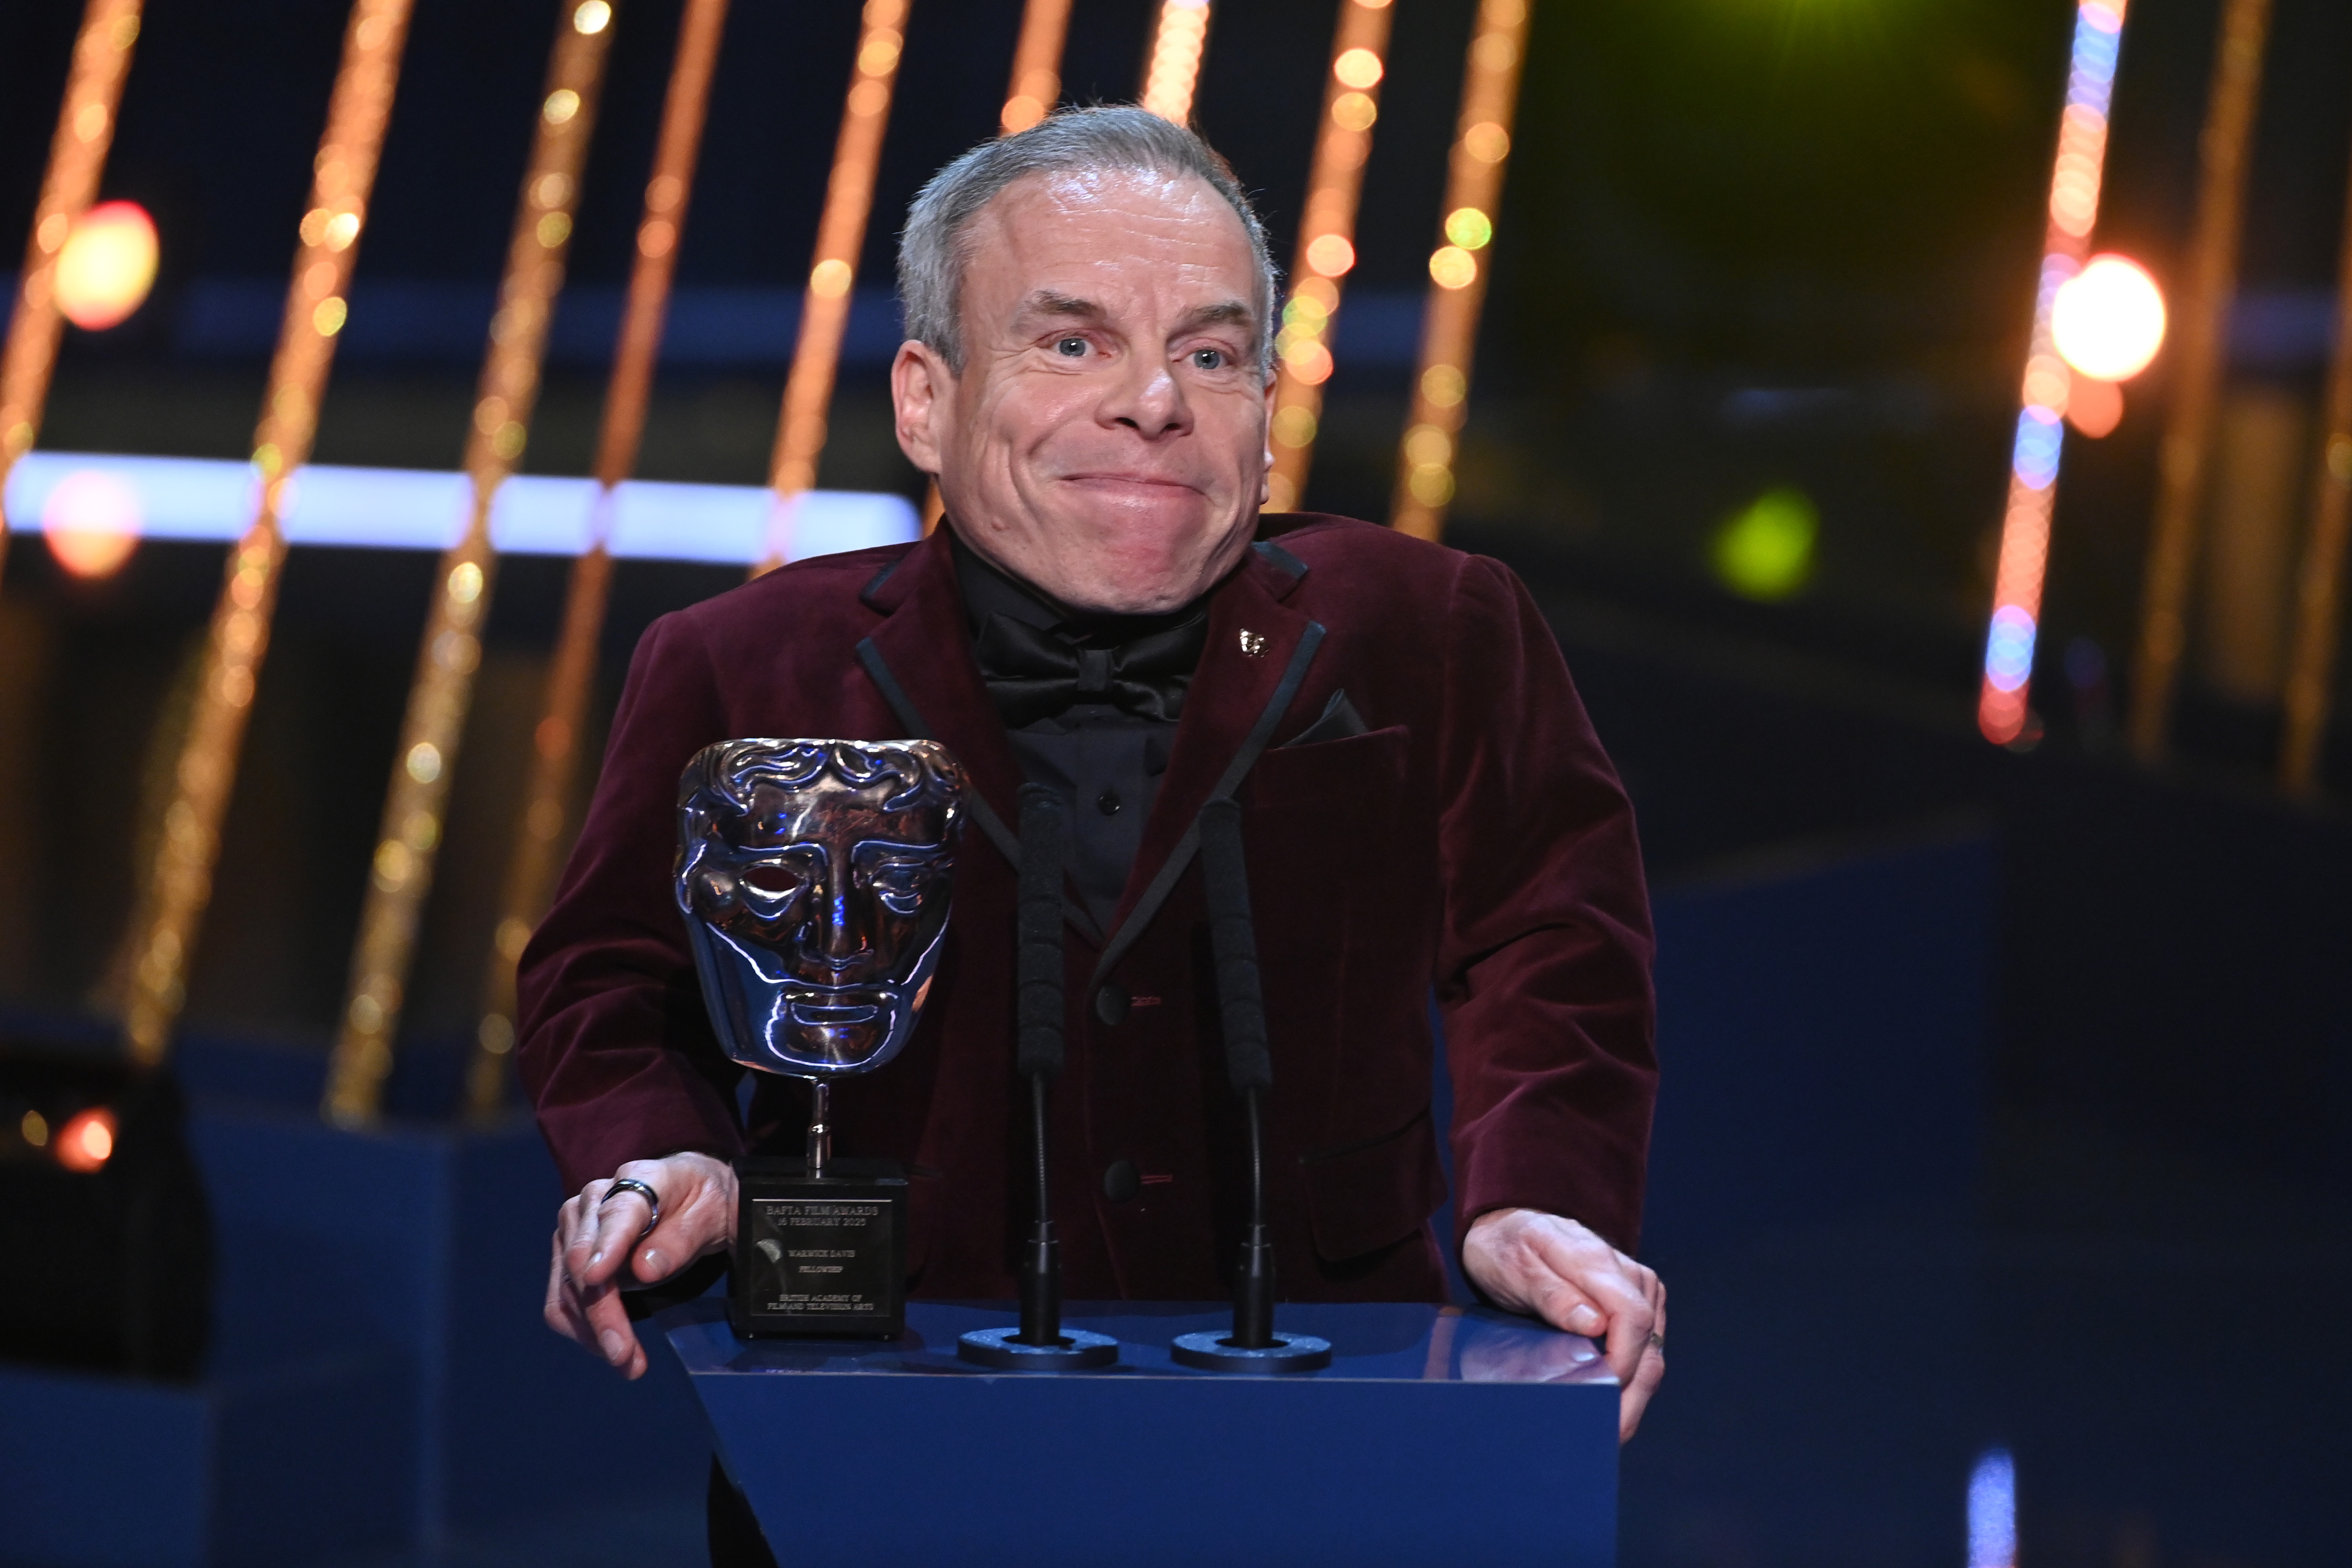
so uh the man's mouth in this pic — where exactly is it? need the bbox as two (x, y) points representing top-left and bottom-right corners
(1061, 472), (1202, 494)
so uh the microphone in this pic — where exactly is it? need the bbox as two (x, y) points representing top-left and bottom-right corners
(958, 784), (1118, 1370)
(1170, 796), (1332, 1373)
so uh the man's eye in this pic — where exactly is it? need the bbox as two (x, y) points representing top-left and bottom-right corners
(1055, 336), (1088, 357)
(1192, 348), (1226, 370)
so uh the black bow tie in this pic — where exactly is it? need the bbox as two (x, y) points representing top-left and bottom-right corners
(976, 611), (1208, 728)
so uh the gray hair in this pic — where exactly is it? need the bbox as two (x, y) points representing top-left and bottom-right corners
(898, 106), (1279, 376)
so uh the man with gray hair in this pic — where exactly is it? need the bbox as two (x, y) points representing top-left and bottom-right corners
(523, 106), (1661, 1564)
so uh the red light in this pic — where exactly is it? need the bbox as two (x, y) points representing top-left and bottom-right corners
(55, 1108), (117, 1172)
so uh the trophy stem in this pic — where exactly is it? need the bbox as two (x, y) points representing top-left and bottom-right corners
(805, 1077), (831, 1179)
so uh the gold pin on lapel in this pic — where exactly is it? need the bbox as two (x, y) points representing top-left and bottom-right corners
(1238, 629), (1268, 657)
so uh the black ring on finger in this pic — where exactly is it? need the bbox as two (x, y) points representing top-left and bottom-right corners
(600, 1176), (662, 1238)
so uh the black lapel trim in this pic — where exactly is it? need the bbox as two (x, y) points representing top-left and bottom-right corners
(858, 555), (905, 609)
(1089, 620), (1325, 987)
(855, 636), (1104, 945)
(1251, 538), (1309, 587)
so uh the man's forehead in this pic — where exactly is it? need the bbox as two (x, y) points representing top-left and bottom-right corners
(969, 168), (1258, 302)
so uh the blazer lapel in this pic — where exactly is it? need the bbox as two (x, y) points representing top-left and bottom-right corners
(1094, 542), (1322, 982)
(852, 534), (1047, 886)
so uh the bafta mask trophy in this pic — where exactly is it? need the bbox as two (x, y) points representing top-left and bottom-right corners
(676, 738), (964, 1338)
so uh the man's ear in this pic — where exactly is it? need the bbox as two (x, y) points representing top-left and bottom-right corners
(892, 341), (953, 476)
(1258, 370), (1276, 507)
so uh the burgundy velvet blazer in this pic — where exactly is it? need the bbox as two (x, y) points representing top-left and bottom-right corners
(517, 514), (1656, 1304)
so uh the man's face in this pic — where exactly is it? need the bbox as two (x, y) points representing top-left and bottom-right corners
(678, 741), (961, 1078)
(893, 168), (1273, 615)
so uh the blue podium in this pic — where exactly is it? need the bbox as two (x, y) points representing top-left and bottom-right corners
(662, 1298), (1618, 1567)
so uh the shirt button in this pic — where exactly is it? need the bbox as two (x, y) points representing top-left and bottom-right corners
(1096, 789), (1121, 816)
(1095, 984), (1130, 1026)
(1102, 1159), (1141, 1204)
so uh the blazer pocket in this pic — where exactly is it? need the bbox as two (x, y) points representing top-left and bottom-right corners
(1243, 723), (1408, 814)
(1300, 1103), (1447, 1262)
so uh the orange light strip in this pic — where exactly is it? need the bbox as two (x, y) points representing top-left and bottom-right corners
(1001, 0), (1072, 135)
(1264, 0), (1395, 514)
(323, 0), (617, 1125)
(2277, 141), (2352, 795)
(115, 0), (413, 1067)
(0, 0), (143, 590)
(1389, 0), (1528, 542)
(466, 0), (731, 1119)
(1139, 0), (1211, 125)
(753, 0), (911, 576)
(2122, 0), (2271, 760)
(1973, 0), (2135, 746)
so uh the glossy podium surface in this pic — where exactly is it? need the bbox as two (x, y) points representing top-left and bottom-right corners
(662, 1298), (1618, 1568)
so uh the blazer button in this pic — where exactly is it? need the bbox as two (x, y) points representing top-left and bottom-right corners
(1095, 984), (1129, 1026)
(1102, 1159), (1141, 1204)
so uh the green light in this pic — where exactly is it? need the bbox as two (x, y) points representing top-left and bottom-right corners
(1443, 207), (1493, 250)
(1712, 486), (1818, 600)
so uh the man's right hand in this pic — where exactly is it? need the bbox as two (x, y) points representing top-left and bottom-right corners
(545, 1152), (737, 1380)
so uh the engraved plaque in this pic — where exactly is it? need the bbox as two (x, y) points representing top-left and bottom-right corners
(731, 1158), (908, 1338)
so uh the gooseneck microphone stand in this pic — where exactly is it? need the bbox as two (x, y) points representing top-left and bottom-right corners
(1170, 796), (1332, 1372)
(959, 785), (1119, 1370)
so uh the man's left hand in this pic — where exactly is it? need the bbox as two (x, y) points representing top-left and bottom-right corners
(1462, 1208), (1666, 1442)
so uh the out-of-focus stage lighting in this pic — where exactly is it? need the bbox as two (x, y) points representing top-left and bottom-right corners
(53, 1107), (117, 1174)
(1967, 1448), (2017, 1568)
(1712, 486), (1818, 601)
(2064, 370), (2123, 438)
(7, 451), (920, 566)
(1977, 0), (2133, 746)
(1141, 0), (1211, 123)
(2052, 254), (2165, 380)
(40, 466), (141, 577)
(53, 199), (158, 331)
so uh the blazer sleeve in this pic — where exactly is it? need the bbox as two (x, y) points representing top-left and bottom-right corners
(516, 611), (748, 1194)
(1433, 553), (1658, 1254)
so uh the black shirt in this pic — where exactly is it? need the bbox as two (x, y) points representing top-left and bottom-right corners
(951, 531), (1208, 927)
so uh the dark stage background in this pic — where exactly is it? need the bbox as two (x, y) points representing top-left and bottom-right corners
(1, 0), (2346, 1564)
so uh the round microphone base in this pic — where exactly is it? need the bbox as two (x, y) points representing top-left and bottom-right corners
(957, 1326), (1120, 1371)
(1169, 1329), (1332, 1373)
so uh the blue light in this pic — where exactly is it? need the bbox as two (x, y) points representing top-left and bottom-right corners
(1968, 1447), (2017, 1568)
(2, 451), (921, 566)
(2068, 14), (2121, 109)
(1986, 607), (2038, 693)
(2011, 409), (2064, 490)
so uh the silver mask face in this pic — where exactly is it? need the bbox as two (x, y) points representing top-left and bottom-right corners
(676, 738), (964, 1078)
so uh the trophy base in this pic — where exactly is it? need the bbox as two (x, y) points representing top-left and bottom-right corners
(1169, 1329), (1333, 1373)
(955, 1325), (1120, 1371)
(731, 1157), (908, 1339)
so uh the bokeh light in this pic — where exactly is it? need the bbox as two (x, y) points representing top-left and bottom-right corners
(1979, 0), (2132, 747)
(2051, 254), (2165, 380)
(1968, 1449), (2017, 1568)
(41, 467), (143, 578)
(1712, 487), (1818, 601)
(54, 1107), (117, 1173)
(54, 199), (158, 330)
(2064, 371), (2123, 438)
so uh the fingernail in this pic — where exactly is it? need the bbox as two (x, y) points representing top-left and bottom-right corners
(598, 1330), (625, 1360)
(640, 1247), (663, 1272)
(588, 1249), (604, 1266)
(1568, 1305), (1603, 1334)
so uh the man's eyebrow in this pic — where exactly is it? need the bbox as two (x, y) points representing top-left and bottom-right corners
(1174, 300), (1257, 336)
(1014, 290), (1107, 323)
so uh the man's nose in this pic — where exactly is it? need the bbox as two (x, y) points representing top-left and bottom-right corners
(1101, 356), (1190, 438)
